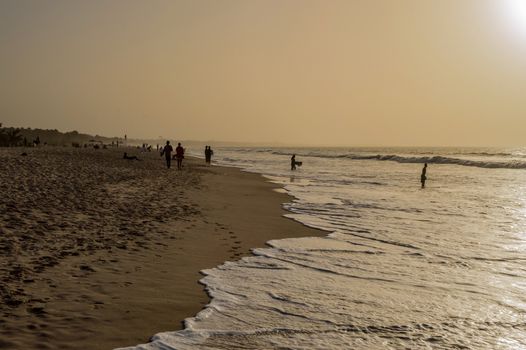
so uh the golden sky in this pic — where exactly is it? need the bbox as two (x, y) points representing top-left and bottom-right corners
(1, 0), (525, 146)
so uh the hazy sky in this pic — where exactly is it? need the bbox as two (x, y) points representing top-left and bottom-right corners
(1, 0), (525, 146)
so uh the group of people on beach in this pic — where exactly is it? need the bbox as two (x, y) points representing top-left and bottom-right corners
(124, 141), (215, 170)
(160, 141), (185, 169)
(129, 145), (430, 188)
(160, 142), (215, 169)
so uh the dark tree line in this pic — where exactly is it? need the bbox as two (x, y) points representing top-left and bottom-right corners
(0, 128), (24, 147)
(0, 124), (123, 147)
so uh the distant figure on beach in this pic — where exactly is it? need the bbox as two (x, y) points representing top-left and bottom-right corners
(421, 163), (428, 188)
(123, 152), (139, 161)
(291, 155), (303, 170)
(205, 146), (214, 164)
(175, 142), (185, 169)
(160, 141), (173, 168)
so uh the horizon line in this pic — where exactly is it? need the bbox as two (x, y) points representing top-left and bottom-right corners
(2, 123), (525, 149)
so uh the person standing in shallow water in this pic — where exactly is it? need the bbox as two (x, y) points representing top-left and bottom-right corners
(161, 141), (173, 168)
(204, 146), (211, 164)
(175, 142), (185, 170)
(421, 163), (428, 188)
(207, 146), (213, 164)
(291, 154), (296, 171)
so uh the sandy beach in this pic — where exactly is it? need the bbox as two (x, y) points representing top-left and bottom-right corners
(0, 147), (323, 350)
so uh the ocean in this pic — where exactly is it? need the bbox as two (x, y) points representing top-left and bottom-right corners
(124, 147), (526, 349)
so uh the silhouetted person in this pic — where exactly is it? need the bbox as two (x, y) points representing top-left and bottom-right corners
(205, 146), (213, 164)
(123, 152), (139, 160)
(161, 141), (173, 168)
(291, 154), (296, 171)
(421, 163), (427, 188)
(208, 146), (213, 164)
(175, 142), (185, 169)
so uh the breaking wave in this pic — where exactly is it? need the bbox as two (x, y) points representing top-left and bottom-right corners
(270, 151), (526, 169)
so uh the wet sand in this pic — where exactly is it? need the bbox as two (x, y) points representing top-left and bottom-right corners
(0, 147), (323, 350)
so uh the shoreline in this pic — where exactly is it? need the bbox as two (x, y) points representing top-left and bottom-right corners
(0, 147), (325, 350)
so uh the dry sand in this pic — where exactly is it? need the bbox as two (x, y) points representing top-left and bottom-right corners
(0, 147), (323, 350)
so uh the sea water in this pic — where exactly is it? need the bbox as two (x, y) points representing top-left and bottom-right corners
(122, 147), (526, 349)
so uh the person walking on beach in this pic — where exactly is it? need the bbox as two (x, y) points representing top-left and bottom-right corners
(421, 163), (428, 188)
(204, 146), (210, 164)
(205, 146), (213, 164)
(291, 154), (296, 171)
(175, 142), (185, 170)
(160, 141), (173, 168)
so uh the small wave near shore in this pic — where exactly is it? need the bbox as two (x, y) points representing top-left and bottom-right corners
(122, 146), (526, 349)
(268, 150), (526, 169)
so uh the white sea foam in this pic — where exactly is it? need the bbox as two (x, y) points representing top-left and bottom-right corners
(120, 147), (526, 350)
(268, 150), (526, 169)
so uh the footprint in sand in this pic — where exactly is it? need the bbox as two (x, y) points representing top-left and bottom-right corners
(27, 306), (46, 316)
(79, 264), (96, 272)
